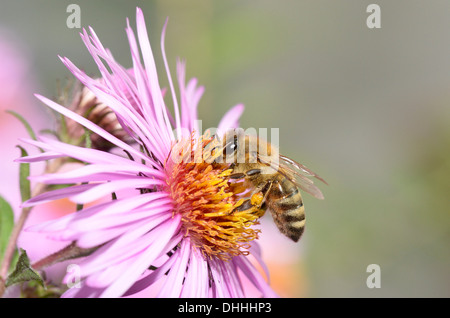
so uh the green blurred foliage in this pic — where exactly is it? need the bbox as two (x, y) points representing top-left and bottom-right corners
(0, 0), (449, 297)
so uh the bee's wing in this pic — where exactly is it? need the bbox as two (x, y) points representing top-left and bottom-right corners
(279, 155), (328, 185)
(259, 154), (327, 200)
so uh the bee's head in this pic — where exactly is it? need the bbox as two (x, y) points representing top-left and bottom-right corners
(214, 129), (259, 165)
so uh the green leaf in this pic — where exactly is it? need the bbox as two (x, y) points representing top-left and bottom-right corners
(20, 280), (64, 298)
(6, 111), (43, 152)
(0, 196), (14, 262)
(6, 110), (37, 140)
(8, 248), (19, 274)
(5, 248), (44, 288)
(16, 146), (31, 203)
(39, 129), (58, 138)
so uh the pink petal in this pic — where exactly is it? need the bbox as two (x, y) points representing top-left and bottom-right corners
(76, 222), (141, 248)
(99, 214), (182, 297)
(157, 237), (191, 297)
(77, 215), (176, 277)
(208, 257), (229, 298)
(248, 241), (271, 284)
(69, 177), (165, 204)
(86, 256), (135, 288)
(59, 55), (169, 164)
(135, 8), (174, 143)
(35, 94), (158, 167)
(61, 283), (104, 298)
(233, 255), (278, 298)
(16, 151), (64, 163)
(31, 163), (164, 185)
(70, 203), (172, 232)
(176, 60), (205, 135)
(122, 233), (182, 296)
(125, 20), (172, 151)
(180, 248), (209, 297)
(160, 18), (181, 139)
(217, 104), (245, 137)
(22, 183), (95, 207)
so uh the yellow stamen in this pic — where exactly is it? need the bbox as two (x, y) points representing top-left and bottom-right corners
(165, 134), (262, 261)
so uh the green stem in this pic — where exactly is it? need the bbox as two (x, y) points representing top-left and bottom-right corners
(0, 158), (66, 297)
(31, 241), (99, 271)
(0, 205), (35, 283)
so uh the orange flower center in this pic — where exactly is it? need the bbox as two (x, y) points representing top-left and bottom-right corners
(164, 134), (263, 261)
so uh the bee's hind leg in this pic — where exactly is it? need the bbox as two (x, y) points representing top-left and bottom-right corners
(234, 180), (273, 213)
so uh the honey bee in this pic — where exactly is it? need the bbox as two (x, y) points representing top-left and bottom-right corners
(217, 129), (327, 242)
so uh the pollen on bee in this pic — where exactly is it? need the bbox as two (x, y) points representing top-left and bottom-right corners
(164, 134), (263, 261)
(250, 192), (264, 206)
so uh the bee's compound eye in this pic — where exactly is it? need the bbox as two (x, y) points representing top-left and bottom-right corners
(224, 136), (238, 156)
(225, 142), (237, 154)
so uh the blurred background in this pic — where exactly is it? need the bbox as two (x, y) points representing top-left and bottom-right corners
(0, 0), (449, 297)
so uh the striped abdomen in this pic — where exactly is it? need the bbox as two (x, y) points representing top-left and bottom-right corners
(266, 176), (305, 242)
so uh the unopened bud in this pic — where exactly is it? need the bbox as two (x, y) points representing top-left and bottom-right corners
(62, 81), (134, 151)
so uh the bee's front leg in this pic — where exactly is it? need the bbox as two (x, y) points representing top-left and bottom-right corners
(228, 168), (262, 180)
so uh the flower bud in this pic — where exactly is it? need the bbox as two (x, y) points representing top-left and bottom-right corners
(62, 81), (134, 151)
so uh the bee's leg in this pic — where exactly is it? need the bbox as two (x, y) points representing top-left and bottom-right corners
(228, 172), (245, 179)
(228, 168), (262, 180)
(234, 180), (273, 213)
(255, 180), (274, 207)
(234, 199), (254, 212)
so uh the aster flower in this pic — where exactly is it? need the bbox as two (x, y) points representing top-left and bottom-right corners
(17, 8), (277, 298)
